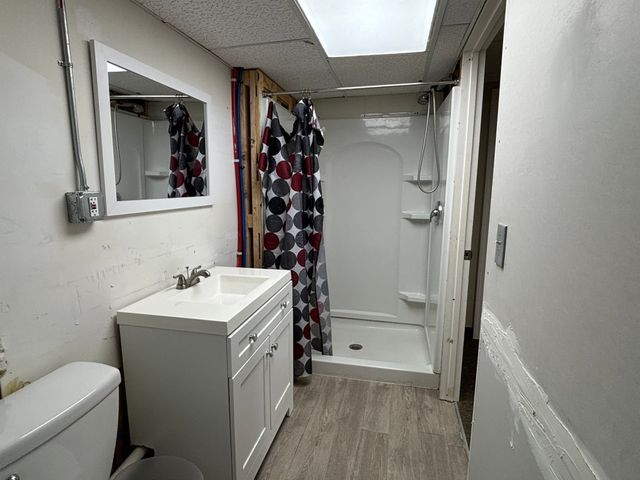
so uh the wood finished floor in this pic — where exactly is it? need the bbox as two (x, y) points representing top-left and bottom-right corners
(257, 375), (468, 480)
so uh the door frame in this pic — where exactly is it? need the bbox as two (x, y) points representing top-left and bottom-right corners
(438, 0), (505, 401)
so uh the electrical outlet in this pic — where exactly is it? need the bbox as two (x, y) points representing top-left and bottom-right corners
(65, 191), (106, 223)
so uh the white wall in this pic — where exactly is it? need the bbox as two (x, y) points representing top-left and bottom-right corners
(469, 1), (640, 479)
(0, 0), (235, 392)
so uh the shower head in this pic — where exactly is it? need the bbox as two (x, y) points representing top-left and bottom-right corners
(417, 92), (430, 105)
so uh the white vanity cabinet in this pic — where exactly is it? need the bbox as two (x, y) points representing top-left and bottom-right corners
(117, 268), (293, 480)
(230, 311), (292, 480)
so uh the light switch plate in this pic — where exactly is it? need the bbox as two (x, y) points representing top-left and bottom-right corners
(495, 223), (507, 268)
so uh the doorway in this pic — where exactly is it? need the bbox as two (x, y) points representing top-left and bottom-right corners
(458, 28), (503, 444)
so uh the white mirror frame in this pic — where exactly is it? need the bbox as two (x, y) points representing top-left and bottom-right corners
(90, 40), (215, 216)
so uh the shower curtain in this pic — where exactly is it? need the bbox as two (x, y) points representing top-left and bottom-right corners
(165, 103), (207, 197)
(259, 100), (332, 377)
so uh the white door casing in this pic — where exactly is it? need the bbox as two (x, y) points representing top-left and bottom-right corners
(438, 0), (506, 401)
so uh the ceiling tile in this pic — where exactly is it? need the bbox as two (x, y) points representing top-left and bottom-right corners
(135, 0), (473, 92)
(135, 0), (310, 49)
(441, 0), (484, 26)
(215, 41), (339, 90)
(425, 24), (468, 81)
(329, 53), (427, 87)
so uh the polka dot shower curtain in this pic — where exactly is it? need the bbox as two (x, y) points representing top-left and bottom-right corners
(258, 100), (333, 377)
(165, 103), (207, 197)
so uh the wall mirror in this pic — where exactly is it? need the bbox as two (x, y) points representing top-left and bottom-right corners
(90, 40), (214, 216)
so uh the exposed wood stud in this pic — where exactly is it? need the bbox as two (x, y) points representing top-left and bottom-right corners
(242, 69), (296, 267)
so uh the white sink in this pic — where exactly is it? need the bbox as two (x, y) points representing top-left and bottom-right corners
(117, 267), (291, 335)
(172, 274), (270, 306)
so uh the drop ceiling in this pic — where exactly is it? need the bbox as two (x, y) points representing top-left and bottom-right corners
(133, 0), (487, 94)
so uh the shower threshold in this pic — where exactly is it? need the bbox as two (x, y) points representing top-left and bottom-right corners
(313, 317), (438, 388)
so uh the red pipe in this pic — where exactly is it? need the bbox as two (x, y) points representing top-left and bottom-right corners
(231, 68), (243, 267)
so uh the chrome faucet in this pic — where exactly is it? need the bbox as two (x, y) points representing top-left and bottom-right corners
(173, 265), (211, 290)
(430, 201), (444, 225)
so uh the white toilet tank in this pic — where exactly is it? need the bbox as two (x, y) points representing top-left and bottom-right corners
(0, 362), (121, 480)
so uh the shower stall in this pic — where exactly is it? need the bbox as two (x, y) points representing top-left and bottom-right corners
(309, 89), (460, 387)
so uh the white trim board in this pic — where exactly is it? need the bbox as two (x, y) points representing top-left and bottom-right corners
(438, 49), (486, 401)
(90, 40), (215, 216)
(479, 307), (609, 480)
(438, 0), (506, 402)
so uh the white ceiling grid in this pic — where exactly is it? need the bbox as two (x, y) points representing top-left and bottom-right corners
(216, 40), (339, 89)
(134, 0), (487, 92)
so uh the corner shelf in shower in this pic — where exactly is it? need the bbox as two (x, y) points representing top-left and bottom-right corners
(398, 291), (440, 305)
(401, 210), (430, 221)
(403, 174), (432, 183)
(398, 291), (426, 303)
(145, 170), (170, 177)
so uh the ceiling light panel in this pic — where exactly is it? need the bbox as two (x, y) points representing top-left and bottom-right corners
(296, 0), (437, 57)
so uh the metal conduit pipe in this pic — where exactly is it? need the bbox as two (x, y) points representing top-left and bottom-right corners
(109, 446), (150, 480)
(56, 0), (89, 191)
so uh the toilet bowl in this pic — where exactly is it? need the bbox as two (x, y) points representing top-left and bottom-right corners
(0, 362), (202, 480)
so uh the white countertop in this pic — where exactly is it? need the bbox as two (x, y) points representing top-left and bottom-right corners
(117, 266), (291, 335)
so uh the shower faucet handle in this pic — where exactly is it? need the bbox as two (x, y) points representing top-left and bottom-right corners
(430, 201), (444, 225)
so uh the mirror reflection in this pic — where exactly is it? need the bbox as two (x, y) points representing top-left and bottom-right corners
(108, 63), (207, 201)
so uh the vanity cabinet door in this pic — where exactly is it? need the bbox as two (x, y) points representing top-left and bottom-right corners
(268, 311), (293, 430)
(229, 337), (272, 480)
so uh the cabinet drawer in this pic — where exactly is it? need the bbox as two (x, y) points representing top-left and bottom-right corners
(227, 282), (292, 376)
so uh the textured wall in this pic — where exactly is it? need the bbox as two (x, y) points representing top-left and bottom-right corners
(0, 0), (235, 392)
(469, 0), (640, 479)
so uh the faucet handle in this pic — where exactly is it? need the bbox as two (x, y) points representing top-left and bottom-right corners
(173, 273), (187, 289)
(191, 265), (202, 277)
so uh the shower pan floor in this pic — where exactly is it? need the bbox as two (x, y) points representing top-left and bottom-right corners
(313, 317), (438, 388)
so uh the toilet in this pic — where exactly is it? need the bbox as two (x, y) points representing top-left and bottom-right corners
(0, 362), (202, 480)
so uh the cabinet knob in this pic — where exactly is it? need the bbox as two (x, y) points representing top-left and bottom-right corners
(271, 343), (279, 351)
(280, 300), (290, 310)
(249, 333), (258, 343)
(266, 350), (274, 357)
(7, 475), (20, 480)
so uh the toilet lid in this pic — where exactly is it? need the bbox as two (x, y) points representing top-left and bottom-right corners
(113, 456), (203, 480)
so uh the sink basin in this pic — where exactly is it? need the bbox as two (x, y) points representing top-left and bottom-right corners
(117, 266), (291, 335)
(172, 274), (270, 306)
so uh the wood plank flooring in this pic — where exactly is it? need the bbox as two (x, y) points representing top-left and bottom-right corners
(257, 375), (468, 480)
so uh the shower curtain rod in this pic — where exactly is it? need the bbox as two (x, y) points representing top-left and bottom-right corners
(262, 80), (459, 98)
(110, 94), (192, 100)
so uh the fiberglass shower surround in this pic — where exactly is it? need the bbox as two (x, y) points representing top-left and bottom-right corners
(259, 99), (332, 378)
(307, 91), (455, 387)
